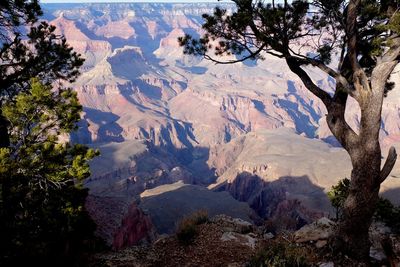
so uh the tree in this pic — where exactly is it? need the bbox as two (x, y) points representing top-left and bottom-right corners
(0, 0), (83, 148)
(0, 0), (41, 148)
(327, 178), (350, 220)
(0, 1), (98, 265)
(0, 79), (98, 265)
(179, 0), (400, 260)
(0, 0), (41, 39)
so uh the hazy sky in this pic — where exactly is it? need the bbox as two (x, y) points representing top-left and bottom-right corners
(41, 0), (229, 3)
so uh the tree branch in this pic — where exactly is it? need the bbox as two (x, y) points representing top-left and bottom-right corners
(380, 146), (398, 183)
(379, 36), (400, 64)
(346, 0), (361, 71)
(291, 55), (355, 97)
(285, 57), (332, 107)
(204, 43), (267, 64)
(346, 0), (371, 92)
(326, 88), (359, 152)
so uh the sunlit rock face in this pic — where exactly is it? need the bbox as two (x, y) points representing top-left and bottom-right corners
(43, 3), (400, 244)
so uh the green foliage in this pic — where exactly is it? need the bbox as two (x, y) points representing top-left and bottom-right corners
(179, 0), (309, 62)
(0, 79), (99, 266)
(328, 178), (400, 231)
(0, 1), (96, 265)
(189, 209), (209, 225)
(0, 21), (84, 99)
(179, 0), (399, 75)
(0, 0), (42, 36)
(176, 210), (209, 245)
(0, 0), (84, 149)
(249, 242), (310, 267)
(316, 44), (333, 64)
(387, 12), (400, 34)
(327, 178), (350, 220)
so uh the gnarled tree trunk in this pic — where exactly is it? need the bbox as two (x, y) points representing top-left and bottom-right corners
(327, 72), (398, 259)
(335, 147), (381, 259)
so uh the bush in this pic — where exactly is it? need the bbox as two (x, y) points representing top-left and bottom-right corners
(249, 241), (310, 267)
(176, 210), (208, 245)
(328, 178), (400, 232)
(189, 209), (209, 225)
(374, 198), (400, 233)
(327, 178), (350, 220)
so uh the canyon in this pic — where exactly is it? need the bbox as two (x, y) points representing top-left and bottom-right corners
(42, 2), (400, 248)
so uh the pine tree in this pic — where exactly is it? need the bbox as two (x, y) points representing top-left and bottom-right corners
(0, 0), (83, 148)
(0, 2), (98, 265)
(0, 79), (99, 266)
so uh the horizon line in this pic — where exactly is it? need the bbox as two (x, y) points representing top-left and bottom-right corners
(41, 1), (230, 3)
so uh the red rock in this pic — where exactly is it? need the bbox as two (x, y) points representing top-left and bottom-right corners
(112, 203), (155, 250)
(85, 195), (155, 250)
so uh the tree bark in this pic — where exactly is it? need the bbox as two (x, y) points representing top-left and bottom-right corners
(334, 147), (381, 259)
(327, 77), (396, 259)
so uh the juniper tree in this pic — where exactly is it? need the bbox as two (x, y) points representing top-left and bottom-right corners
(179, 0), (400, 260)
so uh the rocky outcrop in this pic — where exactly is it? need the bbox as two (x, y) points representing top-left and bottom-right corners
(139, 181), (257, 234)
(113, 203), (155, 250)
(95, 20), (136, 39)
(86, 195), (155, 250)
(294, 217), (335, 243)
(210, 214), (254, 234)
(85, 140), (196, 193)
(89, 214), (262, 267)
(216, 172), (325, 229)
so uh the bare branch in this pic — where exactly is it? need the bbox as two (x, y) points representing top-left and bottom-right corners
(326, 89), (359, 152)
(380, 146), (398, 183)
(371, 60), (398, 95)
(288, 53), (355, 96)
(285, 56), (332, 107)
(346, 0), (371, 92)
(204, 43), (267, 64)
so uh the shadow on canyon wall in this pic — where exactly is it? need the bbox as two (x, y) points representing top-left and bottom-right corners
(85, 144), (218, 247)
(382, 186), (400, 206)
(85, 143), (217, 199)
(139, 183), (256, 234)
(215, 172), (331, 231)
(71, 107), (124, 144)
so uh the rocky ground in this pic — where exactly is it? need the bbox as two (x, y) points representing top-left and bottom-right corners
(88, 215), (400, 267)
(89, 215), (260, 267)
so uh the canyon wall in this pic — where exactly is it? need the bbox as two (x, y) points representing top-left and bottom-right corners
(42, 3), (400, 245)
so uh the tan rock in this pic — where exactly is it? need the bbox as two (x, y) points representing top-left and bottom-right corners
(294, 217), (335, 243)
(220, 232), (257, 249)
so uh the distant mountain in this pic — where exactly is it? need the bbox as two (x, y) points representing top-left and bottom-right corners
(42, 3), (400, 247)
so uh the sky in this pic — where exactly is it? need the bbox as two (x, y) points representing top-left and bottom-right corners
(41, 0), (228, 3)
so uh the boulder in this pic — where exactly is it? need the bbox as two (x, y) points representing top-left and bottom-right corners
(220, 232), (257, 249)
(294, 217), (335, 243)
(211, 214), (254, 234)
